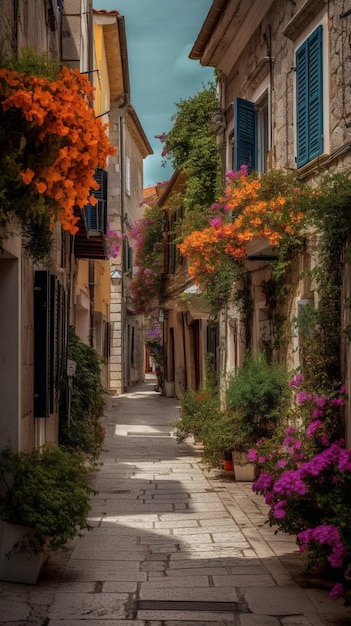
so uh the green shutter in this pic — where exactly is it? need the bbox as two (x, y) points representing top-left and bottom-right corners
(296, 40), (308, 167)
(296, 25), (323, 167)
(234, 98), (257, 173)
(128, 245), (133, 272)
(87, 168), (107, 233)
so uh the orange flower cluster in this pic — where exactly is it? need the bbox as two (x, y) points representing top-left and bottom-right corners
(179, 169), (310, 286)
(0, 66), (115, 234)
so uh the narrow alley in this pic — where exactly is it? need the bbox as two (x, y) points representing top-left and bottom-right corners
(0, 376), (350, 626)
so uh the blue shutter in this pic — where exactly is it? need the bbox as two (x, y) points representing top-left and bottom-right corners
(296, 41), (308, 167)
(308, 26), (323, 160)
(87, 168), (107, 233)
(234, 98), (257, 173)
(296, 25), (323, 167)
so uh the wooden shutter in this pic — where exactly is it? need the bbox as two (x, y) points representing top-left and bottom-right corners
(296, 25), (323, 167)
(34, 271), (50, 417)
(234, 98), (257, 173)
(128, 245), (133, 273)
(87, 168), (107, 233)
(123, 236), (133, 273)
(308, 26), (323, 160)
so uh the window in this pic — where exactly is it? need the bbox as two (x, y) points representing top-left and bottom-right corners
(234, 92), (269, 175)
(123, 236), (133, 273)
(125, 156), (130, 196)
(295, 25), (323, 168)
(234, 98), (257, 173)
(257, 93), (269, 174)
(131, 326), (135, 365)
(86, 168), (107, 234)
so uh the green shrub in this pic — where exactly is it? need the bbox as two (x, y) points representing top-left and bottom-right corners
(0, 444), (95, 552)
(174, 387), (221, 444)
(60, 327), (105, 460)
(226, 353), (290, 445)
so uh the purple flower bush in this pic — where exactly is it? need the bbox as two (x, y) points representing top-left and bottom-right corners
(250, 373), (351, 605)
(143, 317), (163, 363)
(105, 223), (125, 258)
(129, 204), (164, 314)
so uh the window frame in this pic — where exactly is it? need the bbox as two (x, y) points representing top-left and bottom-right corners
(295, 25), (323, 167)
(125, 155), (130, 197)
(233, 75), (271, 176)
(293, 12), (329, 169)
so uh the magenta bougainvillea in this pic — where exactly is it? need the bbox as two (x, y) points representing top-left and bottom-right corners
(249, 374), (351, 605)
(129, 204), (164, 314)
(105, 223), (125, 259)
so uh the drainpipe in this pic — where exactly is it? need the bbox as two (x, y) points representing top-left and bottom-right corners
(117, 92), (129, 391)
(264, 26), (274, 168)
(89, 259), (94, 347)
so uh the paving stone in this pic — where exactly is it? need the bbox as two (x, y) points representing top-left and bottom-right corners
(137, 610), (236, 622)
(48, 618), (150, 626)
(239, 616), (280, 625)
(243, 586), (319, 615)
(139, 587), (239, 602)
(48, 592), (128, 620)
(0, 599), (31, 621)
(102, 581), (138, 592)
(212, 573), (275, 587)
(154, 519), (199, 529)
(62, 561), (147, 582)
(281, 617), (316, 625)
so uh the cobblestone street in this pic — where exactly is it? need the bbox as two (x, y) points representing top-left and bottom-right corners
(0, 377), (350, 626)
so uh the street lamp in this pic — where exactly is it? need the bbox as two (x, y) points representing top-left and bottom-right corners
(110, 269), (122, 285)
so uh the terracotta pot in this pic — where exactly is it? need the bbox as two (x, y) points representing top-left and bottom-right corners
(223, 459), (234, 472)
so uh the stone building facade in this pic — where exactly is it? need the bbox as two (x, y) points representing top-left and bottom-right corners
(188, 0), (351, 443)
(92, 10), (153, 395)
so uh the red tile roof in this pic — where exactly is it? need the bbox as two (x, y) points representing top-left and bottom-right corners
(93, 9), (120, 15)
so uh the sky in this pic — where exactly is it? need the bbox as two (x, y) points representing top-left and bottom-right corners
(93, 0), (214, 188)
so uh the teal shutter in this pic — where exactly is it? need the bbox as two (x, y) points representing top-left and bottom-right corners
(296, 25), (323, 167)
(296, 41), (308, 166)
(87, 168), (107, 233)
(234, 98), (257, 173)
(123, 236), (133, 273)
(128, 245), (133, 272)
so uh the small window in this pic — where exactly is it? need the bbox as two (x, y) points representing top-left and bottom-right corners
(234, 98), (257, 173)
(234, 94), (269, 175)
(296, 25), (323, 168)
(131, 326), (135, 365)
(125, 156), (130, 196)
(257, 93), (269, 174)
(123, 236), (133, 273)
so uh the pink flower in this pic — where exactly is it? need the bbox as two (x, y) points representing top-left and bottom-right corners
(306, 420), (322, 438)
(298, 525), (345, 569)
(329, 583), (344, 601)
(296, 390), (307, 405)
(247, 448), (258, 462)
(209, 216), (222, 229)
(273, 500), (287, 519)
(289, 373), (304, 388)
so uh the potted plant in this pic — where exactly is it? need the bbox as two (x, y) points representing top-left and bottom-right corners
(0, 443), (95, 583)
(225, 353), (290, 481)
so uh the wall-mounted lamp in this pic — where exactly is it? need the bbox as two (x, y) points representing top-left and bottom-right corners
(110, 269), (122, 285)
